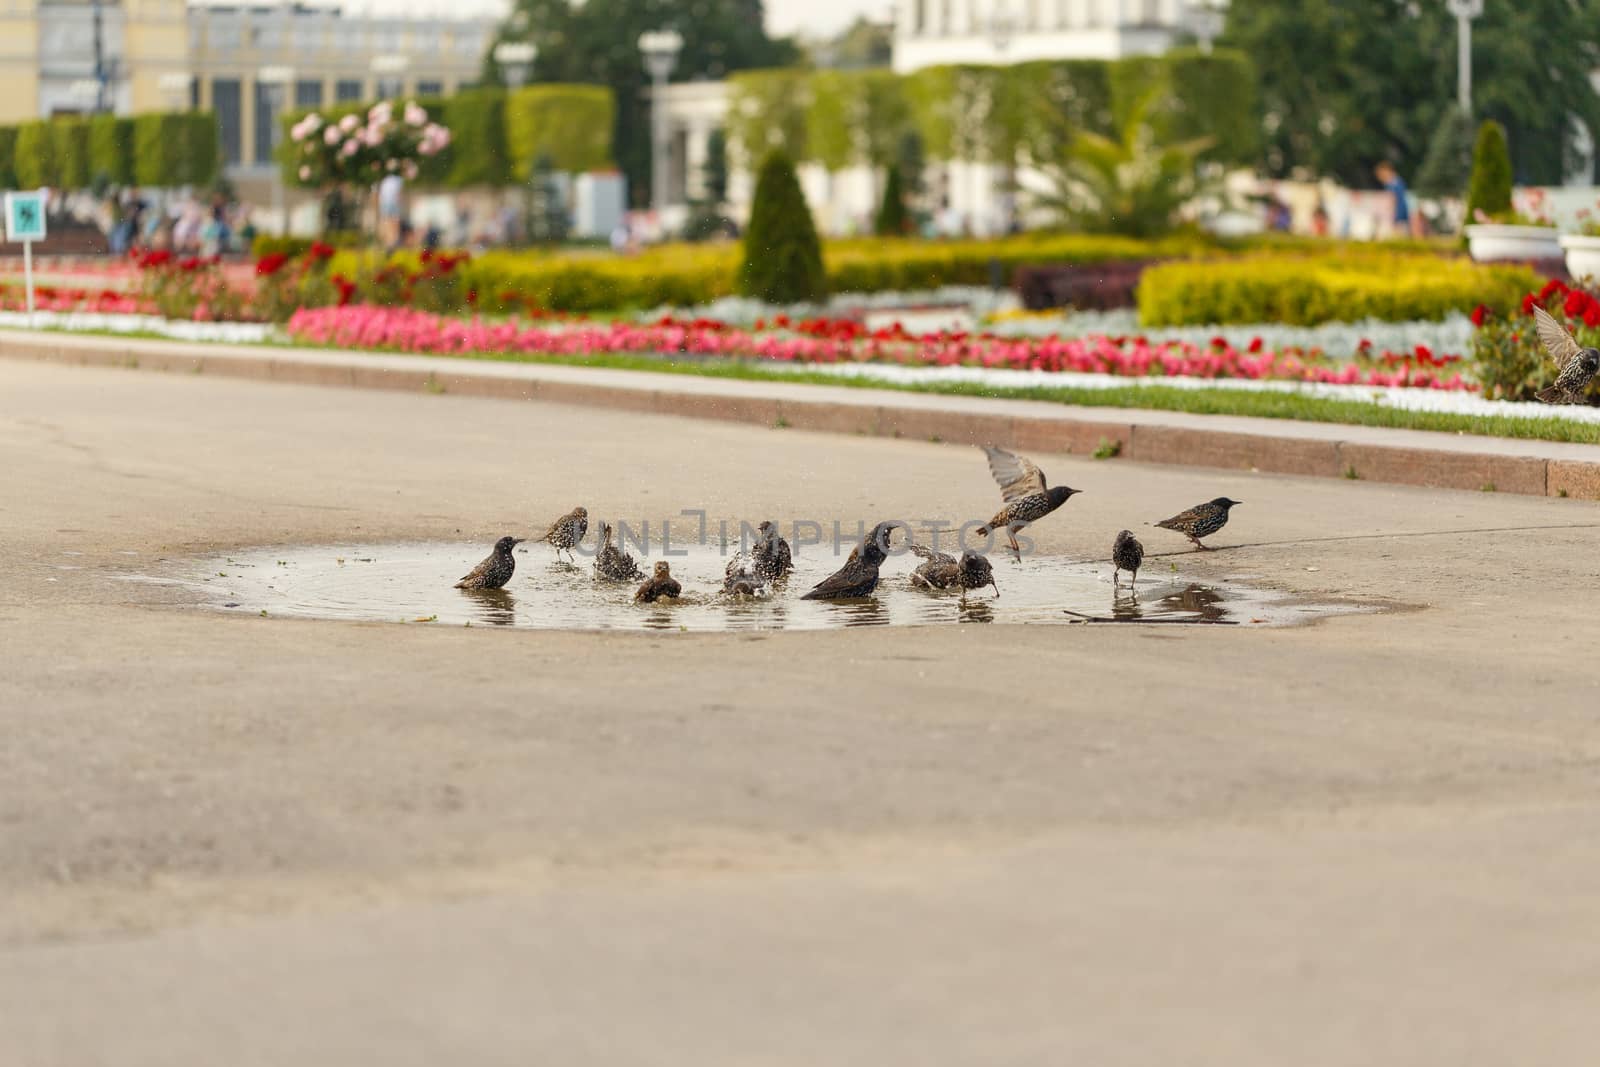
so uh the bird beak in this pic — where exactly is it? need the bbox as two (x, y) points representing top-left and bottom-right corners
(990, 581), (1000, 598)
(513, 538), (526, 545)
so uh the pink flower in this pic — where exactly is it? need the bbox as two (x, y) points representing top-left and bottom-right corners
(324, 126), (342, 145)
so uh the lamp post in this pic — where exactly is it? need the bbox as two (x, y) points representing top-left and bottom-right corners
(989, 4), (1016, 235)
(1189, 0), (1228, 55)
(1446, 0), (1483, 114)
(158, 72), (192, 112)
(639, 29), (683, 223)
(494, 40), (537, 90)
(257, 65), (294, 235)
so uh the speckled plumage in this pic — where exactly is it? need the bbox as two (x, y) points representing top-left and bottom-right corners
(1533, 306), (1600, 404)
(634, 561), (682, 603)
(454, 536), (523, 590)
(754, 520), (793, 581)
(802, 521), (898, 600)
(1112, 529), (1144, 585)
(723, 551), (771, 596)
(1155, 498), (1240, 550)
(594, 522), (643, 581)
(974, 446), (1081, 558)
(536, 505), (588, 561)
(909, 544), (998, 600)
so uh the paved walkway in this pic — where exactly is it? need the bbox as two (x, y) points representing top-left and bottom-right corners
(4, 327), (1598, 500)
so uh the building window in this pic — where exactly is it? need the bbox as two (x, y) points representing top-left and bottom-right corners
(295, 79), (323, 108)
(254, 80), (284, 165)
(336, 79), (364, 103)
(213, 78), (242, 165)
(375, 78), (405, 100)
(416, 80), (443, 98)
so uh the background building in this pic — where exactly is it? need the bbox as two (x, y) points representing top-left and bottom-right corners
(892, 0), (1198, 73)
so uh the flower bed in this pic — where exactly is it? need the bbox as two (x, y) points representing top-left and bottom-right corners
(0, 282), (149, 315)
(287, 304), (1473, 391)
(1472, 277), (1600, 402)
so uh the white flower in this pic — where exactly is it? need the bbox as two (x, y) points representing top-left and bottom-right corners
(340, 139), (359, 158)
(324, 125), (342, 145)
(298, 165), (311, 180)
(339, 114), (360, 133)
(404, 102), (427, 127)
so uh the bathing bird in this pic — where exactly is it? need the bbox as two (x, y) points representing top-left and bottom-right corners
(634, 561), (681, 603)
(1154, 498), (1241, 550)
(801, 521), (899, 600)
(454, 536), (523, 590)
(594, 522), (643, 581)
(723, 550), (771, 597)
(753, 520), (793, 581)
(909, 544), (998, 602)
(1532, 305), (1600, 404)
(534, 505), (587, 562)
(974, 446), (1081, 560)
(1112, 529), (1144, 586)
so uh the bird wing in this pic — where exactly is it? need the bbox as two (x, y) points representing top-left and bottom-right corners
(805, 559), (868, 598)
(1534, 305), (1584, 371)
(908, 543), (955, 565)
(983, 446), (1047, 502)
(1155, 504), (1202, 531)
(456, 557), (491, 585)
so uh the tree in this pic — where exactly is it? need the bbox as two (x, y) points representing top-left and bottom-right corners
(1414, 108), (1475, 200)
(813, 16), (892, 70)
(1223, 0), (1600, 186)
(488, 0), (799, 207)
(874, 163), (909, 236)
(1031, 90), (1214, 238)
(703, 128), (729, 206)
(738, 152), (827, 304)
(1464, 119), (1513, 225)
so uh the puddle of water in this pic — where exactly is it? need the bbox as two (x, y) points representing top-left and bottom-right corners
(142, 542), (1361, 633)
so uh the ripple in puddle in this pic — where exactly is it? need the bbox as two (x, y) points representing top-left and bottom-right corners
(143, 542), (1368, 633)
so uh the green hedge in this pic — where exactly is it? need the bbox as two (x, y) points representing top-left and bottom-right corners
(0, 126), (15, 189)
(14, 122), (60, 188)
(443, 89), (511, 186)
(1138, 253), (1539, 326)
(88, 114), (136, 186)
(52, 119), (91, 190)
(505, 84), (613, 178)
(249, 232), (367, 260)
(133, 112), (218, 187)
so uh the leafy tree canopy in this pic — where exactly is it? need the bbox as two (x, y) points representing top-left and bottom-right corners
(1223, 0), (1600, 186)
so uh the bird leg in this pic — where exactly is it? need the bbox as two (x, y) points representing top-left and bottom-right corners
(1007, 529), (1021, 562)
(1190, 537), (1211, 551)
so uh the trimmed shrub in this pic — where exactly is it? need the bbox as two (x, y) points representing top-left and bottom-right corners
(738, 152), (827, 304)
(52, 119), (91, 190)
(250, 232), (366, 260)
(1465, 120), (1513, 225)
(504, 85), (613, 178)
(874, 164), (909, 237)
(1415, 109), (1475, 201)
(1138, 252), (1539, 326)
(443, 89), (511, 186)
(14, 121), (60, 189)
(134, 112), (220, 187)
(88, 114), (136, 186)
(0, 126), (15, 189)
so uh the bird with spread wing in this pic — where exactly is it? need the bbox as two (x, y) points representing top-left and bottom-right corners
(974, 446), (1082, 560)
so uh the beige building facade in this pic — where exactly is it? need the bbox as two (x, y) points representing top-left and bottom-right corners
(0, 1), (494, 170)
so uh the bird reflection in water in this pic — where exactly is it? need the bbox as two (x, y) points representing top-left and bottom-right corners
(828, 597), (888, 628)
(459, 587), (517, 626)
(1112, 588), (1142, 621)
(957, 599), (995, 625)
(1154, 584), (1227, 623)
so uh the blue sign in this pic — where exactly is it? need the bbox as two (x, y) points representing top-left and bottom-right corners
(5, 191), (47, 242)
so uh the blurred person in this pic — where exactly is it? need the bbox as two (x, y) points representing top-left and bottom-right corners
(1311, 201), (1330, 237)
(378, 171), (405, 249)
(1375, 161), (1422, 239)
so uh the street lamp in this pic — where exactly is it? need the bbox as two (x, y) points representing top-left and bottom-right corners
(989, 4), (1017, 235)
(639, 29), (683, 221)
(1446, 0), (1484, 114)
(494, 41), (538, 90)
(257, 65), (294, 235)
(1188, 0), (1228, 55)
(158, 72), (192, 112)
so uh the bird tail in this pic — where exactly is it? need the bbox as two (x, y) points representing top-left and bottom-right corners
(1153, 519), (1178, 531)
(1536, 385), (1571, 405)
(975, 523), (992, 536)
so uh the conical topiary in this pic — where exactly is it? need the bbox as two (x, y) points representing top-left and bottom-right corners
(1415, 109), (1475, 202)
(1464, 119), (1513, 226)
(737, 151), (827, 304)
(874, 163), (910, 237)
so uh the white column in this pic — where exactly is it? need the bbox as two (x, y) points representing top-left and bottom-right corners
(684, 120), (711, 203)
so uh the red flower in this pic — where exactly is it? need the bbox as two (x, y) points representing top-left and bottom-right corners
(1539, 278), (1568, 302)
(1209, 335), (1228, 348)
(307, 241), (336, 261)
(466, 288), (478, 305)
(255, 252), (290, 276)
(1585, 305), (1600, 330)
(331, 273), (357, 307)
(1470, 304), (1489, 328)
(1522, 294), (1539, 316)
(419, 249), (434, 264)
(1247, 337), (1264, 354)
(1564, 289), (1589, 319)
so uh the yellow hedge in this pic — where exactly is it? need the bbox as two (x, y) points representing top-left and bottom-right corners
(1137, 253), (1541, 326)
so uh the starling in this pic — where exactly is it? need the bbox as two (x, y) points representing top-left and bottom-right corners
(534, 505), (587, 562)
(801, 521), (899, 600)
(1532, 306), (1600, 404)
(454, 536), (524, 590)
(634, 561), (682, 603)
(1112, 529), (1144, 586)
(1154, 498), (1241, 550)
(909, 544), (999, 602)
(754, 520), (793, 581)
(723, 550), (771, 597)
(594, 522), (643, 581)
(974, 445), (1081, 559)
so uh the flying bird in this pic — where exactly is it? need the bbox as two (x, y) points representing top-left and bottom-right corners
(801, 521), (899, 600)
(974, 446), (1081, 560)
(1154, 498), (1241, 550)
(909, 544), (998, 602)
(634, 561), (682, 603)
(593, 522), (644, 581)
(1532, 305), (1600, 405)
(534, 505), (588, 562)
(1112, 529), (1144, 586)
(454, 536), (523, 590)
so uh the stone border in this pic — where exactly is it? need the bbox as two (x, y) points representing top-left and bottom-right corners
(4, 328), (1599, 500)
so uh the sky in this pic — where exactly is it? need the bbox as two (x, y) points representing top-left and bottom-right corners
(327, 0), (887, 37)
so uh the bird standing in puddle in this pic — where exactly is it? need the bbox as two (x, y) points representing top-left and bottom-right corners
(909, 544), (998, 602)
(534, 505), (587, 562)
(455, 536), (523, 590)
